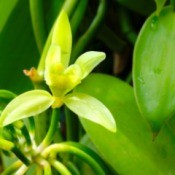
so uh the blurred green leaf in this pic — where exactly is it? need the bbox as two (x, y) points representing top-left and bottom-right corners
(76, 74), (175, 175)
(0, 0), (18, 31)
(0, 0), (39, 93)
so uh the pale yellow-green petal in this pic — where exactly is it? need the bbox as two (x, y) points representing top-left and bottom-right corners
(52, 10), (72, 68)
(64, 92), (116, 132)
(75, 51), (106, 79)
(45, 44), (63, 86)
(0, 90), (54, 127)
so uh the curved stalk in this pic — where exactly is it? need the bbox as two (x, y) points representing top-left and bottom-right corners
(42, 142), (105, 175)
(11, 147), (31, 166)
(65, 107), (79, 141)
(62, 0), (79, 17)
(49, 158), (71, 175)
(118, 7), (137, 45)
(71, 0), (106, 62)
(66, 161), (81, 175)
(1, 161), (22, 175)
(38, 108), (61, 150)
(0, 138), (14, 150)
(35, 166), (43, 175)
(14, 164), (28, 175)
(29, 0), (46, 53)
(70, 0), (88, 37)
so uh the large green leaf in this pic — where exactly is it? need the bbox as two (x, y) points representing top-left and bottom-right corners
(0, 0), (39, 93)
(133, 6), (175, 134)
(0, 0), (18, 31)
(76, 73), (175, 175)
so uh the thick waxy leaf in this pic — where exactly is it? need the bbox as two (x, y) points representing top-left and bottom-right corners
(0, 90), (54, 126)
(75, 51), (106, 79)
(64, 92), (116, 132)
(133, 6), (175, 134)
(52, 10), (72, 68)
(76, 74), (175, 175)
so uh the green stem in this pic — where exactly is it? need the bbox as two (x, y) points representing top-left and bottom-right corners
(66, 161), (80, 175)
(21, 125), (32, 146)
(14, 164), (28, 175)
(71, 0), (106, 62)
(170, 0), (175, 10)
(35, 166), (43, 175)
(65, 107), (79, 141)
(42, 142), (106, 175)
(98, 25), (127, 53)
(39, 108), (61, 150)
(125, 71), (132, 84)
(43, 160), (52, 175)
(6, 125), (18, 142)
(11, 147), (31, 166)
(118, 7), (137, 45)
(0, 138), (14, 151)
(1, 161), (23, 175)
(62, 0), (79, 17)
(49, 158), (71, 175)
(29, 0), (47, 53)
(34, 112), (51, 144)
(70, 0), (88, 37)
(28, 116), (35, 133)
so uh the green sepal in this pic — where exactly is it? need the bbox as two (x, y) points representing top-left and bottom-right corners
(75, 51), (106, 79)
(52, 10), (72, 68)
(63, 92), (116, 132)
(0, 90), (54, 127)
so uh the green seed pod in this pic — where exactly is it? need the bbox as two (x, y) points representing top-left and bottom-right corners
(133, 6), (175, 136)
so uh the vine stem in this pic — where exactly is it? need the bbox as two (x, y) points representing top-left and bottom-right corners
(35, 166), (43, 175)
(14, 164), (28, 175)
(70, 0), (88, 37)
(38, 108), (61, 150)
(71, 0), (106, 63)
(49, 158), (71, 175)
(42, 142), (106, 175)
(65, 107), (79, 141)
(29, 0), (46, 53)
(1, 161), (22, 175)
(62, 0), (79, 17)
(118, 7), (137, 45)
(0, 138), (14, 150)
